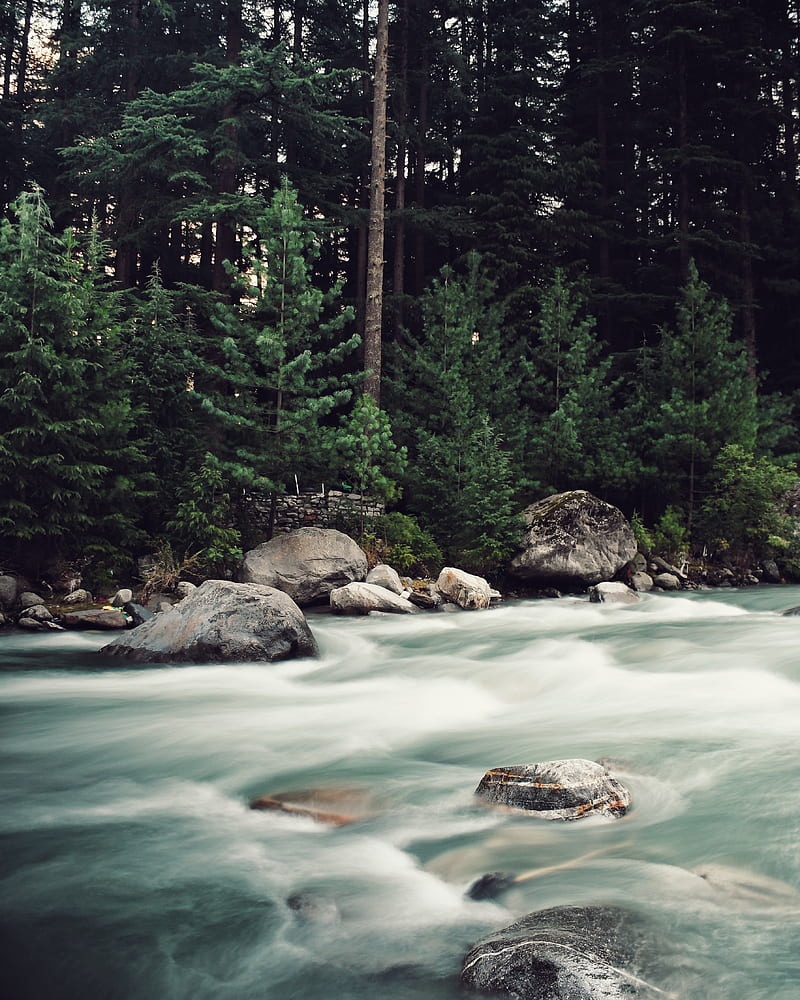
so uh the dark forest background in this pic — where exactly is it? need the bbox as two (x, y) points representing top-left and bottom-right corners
(2, 1), (799, 585)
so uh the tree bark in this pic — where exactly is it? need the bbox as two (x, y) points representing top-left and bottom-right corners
(213, 0), (242, 298)
(363, 0), (388, 405)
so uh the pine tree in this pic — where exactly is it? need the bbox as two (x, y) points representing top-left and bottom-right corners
(521, 268), (623, 495)
(653, 259), (757, 535)
(0, 187), (146, 569)
(187, 177), (359, 529)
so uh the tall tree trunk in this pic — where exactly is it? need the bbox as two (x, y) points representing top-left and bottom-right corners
(115, 0), (142, 288)
(364, 0), (389, 405)
(676, 33), (691, 282)
(213, 0), (242, 298)
(413, 45), (428, 296)
(392, 0), (409, 339)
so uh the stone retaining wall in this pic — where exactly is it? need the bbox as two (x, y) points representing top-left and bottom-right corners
(241, 490), (384, 535)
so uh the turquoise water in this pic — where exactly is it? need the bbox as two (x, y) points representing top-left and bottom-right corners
(2, 587), (799, 998)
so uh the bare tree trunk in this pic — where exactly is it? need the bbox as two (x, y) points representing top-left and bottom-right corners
(213, 0), (242, 298)
(676, 33), (691, 283)
(363, 0), (388, 405)
(392, 0), (409, 339)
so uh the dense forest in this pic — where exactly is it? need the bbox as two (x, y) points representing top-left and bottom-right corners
(1, 0), (799, 586)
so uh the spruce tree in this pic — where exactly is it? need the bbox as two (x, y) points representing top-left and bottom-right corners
(187, 177), (359, 528)
(653, 260), (757, 535)
(0, 187), (145, 569)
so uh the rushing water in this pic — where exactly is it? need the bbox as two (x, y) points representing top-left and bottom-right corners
(2, 586), (800, 1000)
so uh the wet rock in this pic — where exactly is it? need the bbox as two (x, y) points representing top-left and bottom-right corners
(460, 905), (664, 999)
(474, 759), (631, 821)
(250, 787), (374, 826)
(99, 579), (317, 664)
(60, 608), (129, 630)
(509, 491), (637, 590)
(781, 605), (800, 616)
(588, 582), (640, 604)
(329, 581), (417, 615)
(653, 572), (680, 591)
(761, 559), (781, 584)
(239, 527), (368, 606)
(366, 563), (405, 595)
(435, 567), (493, 610)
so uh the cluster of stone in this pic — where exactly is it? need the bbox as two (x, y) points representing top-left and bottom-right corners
(239, 489), (384, 535)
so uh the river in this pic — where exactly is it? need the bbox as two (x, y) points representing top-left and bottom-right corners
(1, 586), (799, 999)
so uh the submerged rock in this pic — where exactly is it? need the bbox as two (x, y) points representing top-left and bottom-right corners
(588, 581), (640, 604)
(250, 787), (375, 826)
(509, 491), (637, 590)
(239, 527), (368, 606)
(474, 759), (631, 821)
(460, 904), (664, 999)
(99, 579), (317, 664)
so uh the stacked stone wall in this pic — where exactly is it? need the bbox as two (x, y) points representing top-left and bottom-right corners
(241, 490), (384, 536)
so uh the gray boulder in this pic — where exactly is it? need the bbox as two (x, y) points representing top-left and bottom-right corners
(475, 759), (631, 821)
(509, 491), (637, 590)
(588, 581), (640, 605)
(109, 588), (133, 606)
(19, 591), (47, 609)
(436, 567), (493, 610)
(239, 527), (368, 606)
(629, 571), (653, 592)
(329, 581), (417, 615)
(460, 905), (664, 999)
(0, 574), (19, 610)
(365, 563), (405, 595)
(61, 608), (129, 630)
(99, 579), (317, 664)
(653, 572), (680, 591)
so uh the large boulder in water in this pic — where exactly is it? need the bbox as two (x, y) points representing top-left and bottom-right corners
(475, 759), (631, 821)
(509, 491), (637, 590)
(239, 527), (368, 606)
(99, 579), (317, 664)
(460, 905), (664, 999)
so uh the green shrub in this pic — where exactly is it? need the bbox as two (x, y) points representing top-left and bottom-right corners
(699, 444), (796, 563)
(366, 512), (443, 577)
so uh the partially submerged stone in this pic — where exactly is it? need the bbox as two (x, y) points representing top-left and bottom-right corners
(588, 581), (640, 605)
(329, 581), (416, 615)
(99, 579), (317, 664)
(250, 787), (375, 826)
(460, 905), (664, 1000)
(475, 759), (631, 821)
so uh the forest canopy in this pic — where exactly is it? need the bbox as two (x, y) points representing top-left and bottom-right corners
(1, 1), (799, 582)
